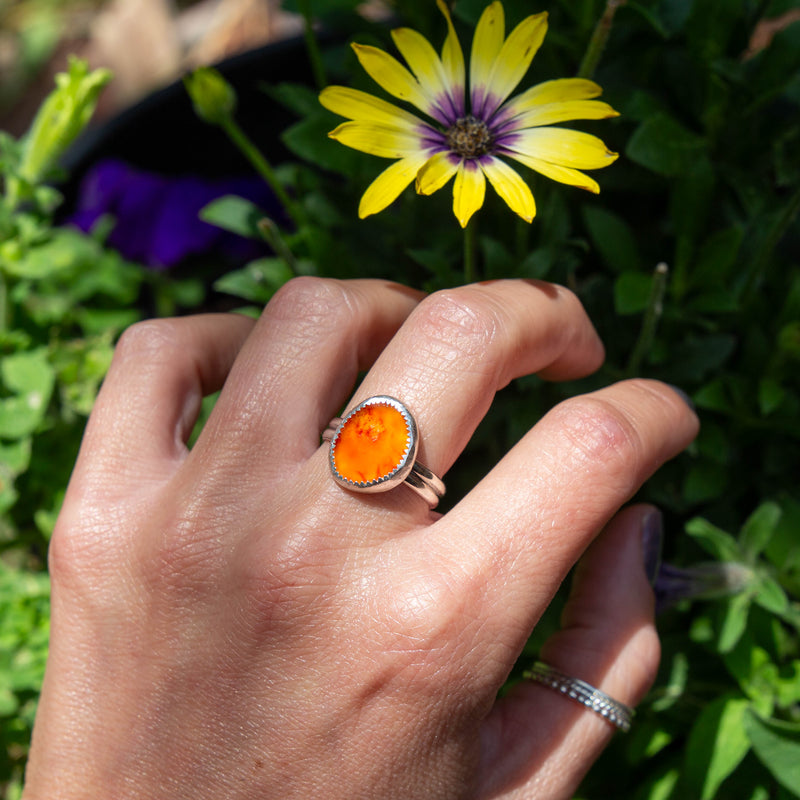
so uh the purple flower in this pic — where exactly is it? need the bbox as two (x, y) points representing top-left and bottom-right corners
(67, 158), (280, 270)
(654, 561), (754, 614)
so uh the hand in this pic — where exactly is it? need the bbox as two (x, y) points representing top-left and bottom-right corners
(24, 279), (698, 799)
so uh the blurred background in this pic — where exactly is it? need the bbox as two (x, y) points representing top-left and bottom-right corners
(0, 0), (310, 136)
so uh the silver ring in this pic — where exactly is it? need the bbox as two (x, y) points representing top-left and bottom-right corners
(322, 396), (445, 508)
(526, 661), (634, 732)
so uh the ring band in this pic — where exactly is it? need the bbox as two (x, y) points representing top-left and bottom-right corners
(323, 396), (445, 508)
(526, 661), (634, 732)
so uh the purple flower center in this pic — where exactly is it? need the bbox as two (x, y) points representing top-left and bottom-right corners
(446, 115), (493, 159)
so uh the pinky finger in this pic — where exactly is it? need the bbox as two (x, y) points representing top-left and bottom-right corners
(477, 505), (663, 800)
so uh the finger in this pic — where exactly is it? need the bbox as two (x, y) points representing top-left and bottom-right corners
(477, 505), (662, 799)
(442, 380), (697, 646)
(344, 280), (604, 478)
(195, 277), (423, 470)
(73, 314), (255, 492)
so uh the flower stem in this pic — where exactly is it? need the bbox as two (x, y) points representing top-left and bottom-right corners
(741, 184), (800, 301)
(0, 271), (8, 333)
(463, 219), (478, 284)
(258, 217), (299, 275)
(219, 116), (304, 230)
(297, 0), (328, 91)
(577, 0), (626, 79)
(627, 262), (669, 376)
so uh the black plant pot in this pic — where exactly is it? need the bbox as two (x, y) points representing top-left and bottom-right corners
(61, 35), (316, 199)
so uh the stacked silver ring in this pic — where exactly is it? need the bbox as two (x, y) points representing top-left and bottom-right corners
(527, 661), (634, 732)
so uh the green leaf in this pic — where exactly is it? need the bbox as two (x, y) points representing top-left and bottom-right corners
(0, 349), (54, 439)
(686, 517), (741, 561)
(626, 112), (707, 177)
(669, 157), (716, 246)
(758, 377), (786, 416)
(213, 258), (293, 304)
(765, 497), (800, 572)
(0, 396), (43, 439)
(582, 206), (641, 274)
(693, 379), (733, 413)
(716, 591), (753, 653)
(685, 288), (740, 314)
(752, 573), (789, 616)
(744, 711), (800, 798)
(51, 335), (114, 417)
(282, 114), (361, 175)
(0, 437), (32, 475)
(723, 640), (776, 712)
(631, 766), (680, 800)
(691, 226), (744, 288)
(268, 82), (324, 116)
(2, 227), (93, 279)
(613, 272), (653, 314)
(200, 195), (266, 239)
(2, 348), (56, 397)
(741, 502), (782, 562)
(664, 334), (736, 383)
(682, 461), (729, 504)
(683, 695), (751, 799)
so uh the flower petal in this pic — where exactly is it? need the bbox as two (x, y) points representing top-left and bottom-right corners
(507, 78), (604, 109)
(319, 86), (423, 129)
(437, 0), (465, 116)
(481, 156), (535, 222)
(503, 127), (618, 170)
(470, 1), (505, 114)
(497, 100), (619, 132)
(480, 11), (548, 118)
(416, 151), (460, 195)
(359, 154), (429, 218)
(505, 151), (601, 193)
(351, 43), (432, 116)
(452, 160), (486, 228)
(391, 26), (456, 124)
(328, 121), (427, 159)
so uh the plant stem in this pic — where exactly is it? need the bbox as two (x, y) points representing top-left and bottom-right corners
(577, 0), (626, 79)
(219, 116), (304, 230)
(627, 262), (669, 376)
(741, 184), (800, 302)
(258, 217), (299, 275)
(463, 219), (478, 284)
(297, 0), (328, 91)
(0, 271), (8, 333)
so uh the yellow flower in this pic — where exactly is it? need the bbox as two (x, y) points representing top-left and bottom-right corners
(319, 0), (619, 228)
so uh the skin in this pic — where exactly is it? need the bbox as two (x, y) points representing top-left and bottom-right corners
(23, 278), (699, 799)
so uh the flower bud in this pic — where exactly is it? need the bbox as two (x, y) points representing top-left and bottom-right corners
(184, 67), (237, 126)
(19, 57), (111, 185)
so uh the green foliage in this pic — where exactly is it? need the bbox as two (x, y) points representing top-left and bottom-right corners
(0, 59), (187, 793)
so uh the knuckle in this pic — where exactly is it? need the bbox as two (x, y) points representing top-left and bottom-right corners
(413, 288), (501, 359)
(551, 395), (644, 485)
(48, 504), (126, 603)
(113, 318), (184, 365)
(267, 276), (351, 330)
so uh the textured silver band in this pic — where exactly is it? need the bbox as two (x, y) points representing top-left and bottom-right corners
(526, 661), (634, 732)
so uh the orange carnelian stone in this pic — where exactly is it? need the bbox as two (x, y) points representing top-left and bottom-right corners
(333, 403), (410, 483)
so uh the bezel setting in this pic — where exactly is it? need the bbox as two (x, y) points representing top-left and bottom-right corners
(329, 396), (418, 493)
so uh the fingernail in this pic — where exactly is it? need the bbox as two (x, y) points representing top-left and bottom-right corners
(667, 384), (696, 412)
(642, 509), (663, 586)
